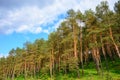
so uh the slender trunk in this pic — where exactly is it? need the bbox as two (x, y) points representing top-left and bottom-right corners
(33, 65), (35, 77)
(65, 61), (67, 74)
(50, 48), (54, 79)
(10, 67), (13, 78)
(109, 27), (120, 57)
(52, 48), (54, 76)
(50, 55), (52, 79)
(6, 67), (9, 79)
(92, 34), (100, 74)
(80, 27), (84, 75)
(85, 47), (89, 65)
(100, 35), (106, 59)
(12, 66), (15, 80)
(94, 48), (100, 74)
(100, 35), (109, 71)
(24, 60), (27, 80)
(96, 47), (103, 76)
(106, 45), (113, 60)
(73, 25), (80, 78)
(76, 63), (80, 78)
(58, 56), (60, 72)
(58, 44), (61, 72)
(73, 25), (77, 58)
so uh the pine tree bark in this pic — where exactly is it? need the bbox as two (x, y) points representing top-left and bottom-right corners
(50, 49), (54, 79)
(24, 60), (27, 80)
(50, 55), (52, 79)
(73, 25), (77, 58)
(12, 66), (15, 80)
(100, 35), (109, 71)
(80, 27), (84, 75)
(109, 27), (120, 58)
(92, 34), (100, 74)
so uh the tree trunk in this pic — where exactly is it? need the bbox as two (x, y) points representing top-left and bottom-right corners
(92, 34), (100, 74)
(50, 55), (52, 79)
(109, 27), (120, 57)
(93, 48), (100, 74)
(24, 60), (27, 80)
(50, 49), (54, 79)
(58, 56), (61, 72)
(33, 65), (36, 78)
(73, 25), (77, 58)
(106, 45), (113, 60)
(80, 27), (84, 75)
(84, 47), (89, 65)
(100, 35), (109, 71)
(12, 66), (15, 80)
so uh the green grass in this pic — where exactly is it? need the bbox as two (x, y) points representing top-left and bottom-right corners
(80, 69), (120, 80)
(7, 59), (120, 80)
(13, 69), (120, 80)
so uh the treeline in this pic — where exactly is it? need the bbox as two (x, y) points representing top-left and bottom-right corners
(0, 1), (120, 80)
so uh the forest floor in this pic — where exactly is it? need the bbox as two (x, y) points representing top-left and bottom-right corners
(13, 70), (120, 80)
(8, 59), (120, 80)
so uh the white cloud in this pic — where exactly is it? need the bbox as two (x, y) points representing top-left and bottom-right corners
(43, 29), (49, 34)
(0, 0), (118, 34)
(34, 27), (42, 34)
(17, 25), (30, 32)
(16, 24), (42, 34)
(0, 53), (8, 58)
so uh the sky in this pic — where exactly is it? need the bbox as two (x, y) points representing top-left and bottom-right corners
(0, 0), (118, 57)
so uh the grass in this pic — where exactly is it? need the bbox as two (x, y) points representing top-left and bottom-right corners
(8, 58), (120, 80)
(13, 69), (120, 80)
(80, 69), (120, 80)
(53, 69), (120, 80)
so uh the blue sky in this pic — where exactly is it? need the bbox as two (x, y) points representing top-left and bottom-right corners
(0, 0), (118, 57)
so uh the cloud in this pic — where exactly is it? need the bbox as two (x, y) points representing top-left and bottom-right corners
(0, 53), (8, 58)
(0, 0), (118, 34)
(43, 29), (49, 34)
(0, 0), (54, 9)
(16, 25), (42, 34)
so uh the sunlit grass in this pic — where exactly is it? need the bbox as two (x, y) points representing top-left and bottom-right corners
(10, 59), (120, 80)
(14, 69), (120, 80)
